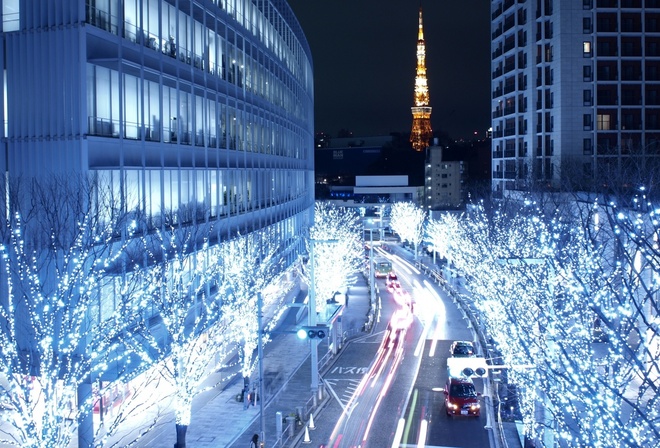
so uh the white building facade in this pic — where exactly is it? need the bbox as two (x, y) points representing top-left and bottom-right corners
(424, 144), (464, 210)
(0, 0), (314, 284)
(0, 1), (314, 443)
(491, 0), (660, 197)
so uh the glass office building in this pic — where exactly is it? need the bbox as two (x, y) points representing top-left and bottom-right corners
(0, 0), (314, 301)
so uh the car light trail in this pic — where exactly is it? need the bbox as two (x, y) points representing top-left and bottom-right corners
(327, 310), (411, 447)
(362, 343), (404, 444)
(413, 320), (430, 358)
(394, 255), (421, 275)
(380, 251), (420, 276)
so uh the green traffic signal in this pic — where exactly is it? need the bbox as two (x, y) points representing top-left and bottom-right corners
(296, 326), (328, 339)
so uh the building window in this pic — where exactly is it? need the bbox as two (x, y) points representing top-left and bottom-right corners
(2, 0), (19, 32)
(583, 89), (592, 105)
(545, 44), (553, 62)
(597, 114), (611, 130)
(583, 17), (592, 33)
(583, 114), (593, 130)
(583, 41), (592, 57)
(583, 0), (593, 9)
(583, 65), (592, 81)
(583, 138), (593, 155)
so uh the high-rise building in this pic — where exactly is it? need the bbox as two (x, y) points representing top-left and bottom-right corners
(0, 0), (314, 260)
(491, 0), (660, 198)
(0, 1), (314, 437)
(410, 7), (433, 152)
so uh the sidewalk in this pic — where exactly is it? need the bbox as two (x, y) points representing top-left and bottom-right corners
(126, 275), (374, 448)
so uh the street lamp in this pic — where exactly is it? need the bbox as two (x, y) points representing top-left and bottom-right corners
(364, 227), (376, 306)
(257, 292), (265, 447)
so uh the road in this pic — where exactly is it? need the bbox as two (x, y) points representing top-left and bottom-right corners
(307, 247), (491, 447)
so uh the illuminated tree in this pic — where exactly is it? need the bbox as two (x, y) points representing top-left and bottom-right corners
(220, 229), (281, 382)
(389, 201), (425, 259)
(127, 222), (233, 448)
(301, 202), (363, 314)
(425, 212), (461, 265)
(0, 176), (141, 448)
(435, 196), (660, 447)
(579, 191), (660, 447)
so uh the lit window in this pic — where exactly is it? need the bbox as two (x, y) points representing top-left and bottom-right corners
(597, 114), (611, 130)
(583, 41), (592, 57)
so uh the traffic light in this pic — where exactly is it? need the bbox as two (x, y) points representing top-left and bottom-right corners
(462, 366), (488, 377)
(297, 325), (328, 340)
(447, 356), (489, 378)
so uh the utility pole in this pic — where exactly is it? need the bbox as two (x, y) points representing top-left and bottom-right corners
(308, 240), (319, 399)
(366, 228), (375, 306)
(257, 292), (265, 447)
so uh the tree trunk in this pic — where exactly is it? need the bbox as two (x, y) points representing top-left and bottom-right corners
(77, 380), (94, 448)
(174, 423), (187, 448)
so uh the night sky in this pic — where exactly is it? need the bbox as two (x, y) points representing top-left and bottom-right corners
(286, 1), (492, 141)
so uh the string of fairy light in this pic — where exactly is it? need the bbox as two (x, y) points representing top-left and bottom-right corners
(427, 194), (660, 447)
(307, 202), (363, 314)
(5, 182), (658, 447)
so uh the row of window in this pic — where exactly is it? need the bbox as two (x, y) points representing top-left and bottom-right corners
(87, 64), (304, 157)
(582, 111), (660, 130)
(95, 167), (307, 230)
(86, 0), (312, 124)
(88, 0), (308, 78)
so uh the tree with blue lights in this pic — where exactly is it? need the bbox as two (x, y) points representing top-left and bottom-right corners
(430, 193), (660, 447)
(389, 202), (425, 259)
(0, 176), (143, 448)
(220, 229), (281, 402)
(118, 220), (232, 448)
(301, 202), (363, 315)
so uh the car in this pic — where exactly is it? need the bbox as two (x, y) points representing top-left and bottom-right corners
(450, 340), (475, 357)
(389, 308), (413, 331)
(387, 280), (402, 294)
(444, 376), (481, 417)
(386, 271), (398, 286)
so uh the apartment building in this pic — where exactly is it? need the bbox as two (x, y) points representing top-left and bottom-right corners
(491, 0), (660, 197)
(425, 142), (464, 210)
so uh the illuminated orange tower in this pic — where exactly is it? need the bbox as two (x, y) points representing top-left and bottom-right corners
(410, 7), (433, 152)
